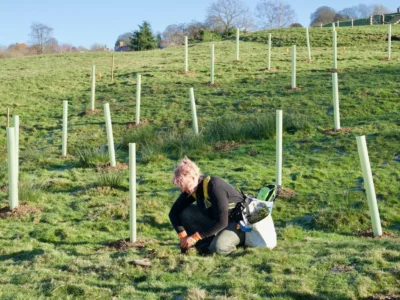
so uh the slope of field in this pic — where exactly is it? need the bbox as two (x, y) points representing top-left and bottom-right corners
(0, 26), (399, 299)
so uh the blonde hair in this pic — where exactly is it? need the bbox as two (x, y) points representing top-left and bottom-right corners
(173, 156), (201, 192)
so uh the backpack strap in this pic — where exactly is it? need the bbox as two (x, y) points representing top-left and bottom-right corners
(192, 176), (212, 208)
(203, 176), (211, 201)
(193, 176), (237, 209)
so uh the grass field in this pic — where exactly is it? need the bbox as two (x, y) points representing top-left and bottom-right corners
(0, 25), (399, 299)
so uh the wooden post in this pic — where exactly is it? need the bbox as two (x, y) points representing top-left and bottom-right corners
(184, 36), (188, 72)
(111, 55), (114, 82)
(268, 33), (272, 70)
(6, 108), (10, 128)
(210, 44), (215, 85)
(236, 28), (240, 61)
(388, 24), (392, 60)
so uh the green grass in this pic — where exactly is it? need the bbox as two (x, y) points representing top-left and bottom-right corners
(0, 25), (399, 299)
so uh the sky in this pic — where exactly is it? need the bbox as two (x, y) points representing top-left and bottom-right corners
(0, 0), (397, 50)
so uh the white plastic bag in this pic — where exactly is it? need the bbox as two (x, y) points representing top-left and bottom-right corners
(242, 197), (277, 249)
(245, 214), (277, 249)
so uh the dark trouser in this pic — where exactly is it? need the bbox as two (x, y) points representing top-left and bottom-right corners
(179, 204), (245, 255)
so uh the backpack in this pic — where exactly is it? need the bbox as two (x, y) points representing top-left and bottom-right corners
(230, 185), (281, 249)
(229, 184), (281, 222)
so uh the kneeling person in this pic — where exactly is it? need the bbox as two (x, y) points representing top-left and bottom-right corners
(169, 157), (245, 255)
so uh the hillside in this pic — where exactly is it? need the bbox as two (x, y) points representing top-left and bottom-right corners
(0, 26), (399, 299)
(242, 26), (397, 47)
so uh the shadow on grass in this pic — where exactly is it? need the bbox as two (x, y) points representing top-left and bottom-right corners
(0, 249), (44, 262)
(135, 283), (352, 300)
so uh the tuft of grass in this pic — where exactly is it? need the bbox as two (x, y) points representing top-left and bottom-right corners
(284, 111), (312, 134)
(203, 116), (243, 143)
(312, 208), (370, 233)
(97, 171), (125, 188)
(163, 129), (209, 158)
(74, 145), (110, 167)
(18, 182), (43, 204)
(242, 114), (276, 140)
(0, 25), (399, 299)
(120, 125), (158, 149)
(20, 150), (53, 171)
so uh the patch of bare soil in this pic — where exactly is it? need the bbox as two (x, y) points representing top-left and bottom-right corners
(261, 67), (278, 72)
(0, 204), (42, 219)
(380, 57), (397, 61)
(97, 162), (129, 172)
(19, 125), (29, 131)
(366, 295), (400, 300)
(330, 264), (355, 273)
(303, 58), (315, 62)
(214, 141), (240, 152)
(293, 139), (312, 145)
(127, 119), (149, 129)
(326, 68), (344, 73)
(361, 90), (371, 95)
(129, 258), (151, 267)
(322, 127), (351, 136)
(286, 87), (302, 92)
(278, 188), (296, 199)
(248, 149), (258, 156)
(176, 70), (196, 75)
(79, 109), (101, 116)
(58, 154), (75, 159)
(103, 238), (148, 251)
(204, 82), (221, 87)
(359, 229), (397, 239)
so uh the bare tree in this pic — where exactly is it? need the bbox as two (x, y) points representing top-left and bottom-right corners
(186, 20), (207, 40)
(237, 9), (257, 32)
(90, 43), (106, 52)
(310, 6), (337, 26)
(338, 4), (370, 19)
(29, 22), (54, 54)
(255, 0), (296, 29)
(162, 24), (187, 45)
(114, 32), (133, 50)
(370, 4), (390, 15)
(206, 0), (250, 36)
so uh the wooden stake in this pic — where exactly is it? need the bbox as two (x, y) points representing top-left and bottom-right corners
(6, 108), (10, 128)
(111, 54), (114, 82)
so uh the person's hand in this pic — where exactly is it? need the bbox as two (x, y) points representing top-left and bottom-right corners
(182, 232), (202, 249)
(178, 231), (188, 248)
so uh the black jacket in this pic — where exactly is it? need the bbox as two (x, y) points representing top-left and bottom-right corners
(169, 176), (244, 238)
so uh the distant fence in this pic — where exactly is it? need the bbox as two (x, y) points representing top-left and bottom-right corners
(322, 13), (400, 28)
